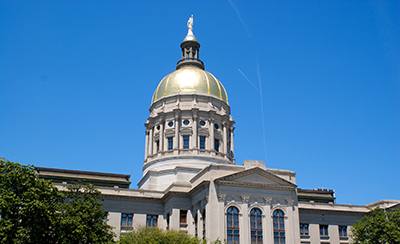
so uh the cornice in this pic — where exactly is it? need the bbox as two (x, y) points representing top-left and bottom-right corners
(214, 167), (297, 187)
(161, 191), (191, 202)
(103, 194), (163, 203)
(188, 181), (210, 197)
(299, 208), (367, 216)
(215, 180), (296, 190)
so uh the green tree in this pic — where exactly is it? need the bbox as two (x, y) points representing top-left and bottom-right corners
(351, 207), (400, 244)
(119, 226), (207, 244)
(0, 160), (63, 243)
(56, 184), (115, 244)
(0, 160), (115, 244)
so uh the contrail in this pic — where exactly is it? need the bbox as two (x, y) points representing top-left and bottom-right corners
(257, 61), (268, 163)
(227, 0), (251, 39)
(229, 0), (268, 163)
(237, 68), (259, 93)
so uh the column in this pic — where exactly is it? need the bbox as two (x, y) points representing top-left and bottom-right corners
(192, 109), (198, 153)
(209, 118), (214, 155)
(230, 127), (235, 157)
(240, 196), (249, 244)
(149, 126), (153, 156)
(159, 118), (164, 155)
(222, 121), (227, 157)
(263, 198), (273, 244)
(196, 208), (201, 238)
(174, 110), (180, 155)
(144, 129), (149, 160)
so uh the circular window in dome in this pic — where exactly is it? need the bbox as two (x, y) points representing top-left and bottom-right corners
(214, 124), (219, 130)
(168, 121), (174, 127)
(183, 120), (189, 125)
(157, 125), (160, 130)
(200, 121), (206, 126)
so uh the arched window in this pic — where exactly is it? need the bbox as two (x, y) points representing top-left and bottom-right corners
(250, 208), (262, 244)
(273, 209), (285, 244)
(227, 206), (240, 244)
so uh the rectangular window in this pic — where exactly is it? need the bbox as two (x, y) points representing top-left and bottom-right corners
(300, 223), (309, 236)
(166, 212), (170, 229)
(200, 136), (206, 150)
(338, 226), (347, 237)
(180, 210), (187, 224)
(146, 214), (158, 227)
(320, 225), (329, 236)
(121, 213), (133, 228)
(214, 139), (219, 152)
(202, 209), (206, 238)
(183, 135), (189, 149)
(156, 140), (159, 152)
(168, 137), (173, 150)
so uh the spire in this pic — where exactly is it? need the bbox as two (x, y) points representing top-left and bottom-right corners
(176, 15), (204, 70)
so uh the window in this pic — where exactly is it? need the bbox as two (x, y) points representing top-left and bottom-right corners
(273, 209), (285, 244)
(250, 208), (262, 244)
(202, 209), (206, 238)
(194, 213), (198, 237)
(227, 206), (239, 244)
(168, 137), (173, 150)
(200, 121), (206, 126)
(200, 136), (206, 150)
(214, 123), (219, 129)
(180, 210), (187, 224)
(146, 214), (158, 227)
(320, 225), (329, 236)
(121, 213), (133, 228)
(166, 212), (170, 229)
(338, 226), (347, 237)
(168, 121), (173, 127)
(156, 140), (159, 152)
(214, 139), (220, 152)
(183, 135), (189, 149)
(183, 120), (189, 125)
(300, 223), (309, 236)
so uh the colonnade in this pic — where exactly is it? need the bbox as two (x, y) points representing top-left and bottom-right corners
(144, 111), (234, 162)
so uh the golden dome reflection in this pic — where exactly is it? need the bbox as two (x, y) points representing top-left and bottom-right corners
(152, 67), (228, 104)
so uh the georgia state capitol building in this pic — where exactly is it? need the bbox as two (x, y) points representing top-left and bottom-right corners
(37, 17), (399, 244)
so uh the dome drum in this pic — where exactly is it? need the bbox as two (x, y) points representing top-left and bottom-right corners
(145, 94), (235, 167)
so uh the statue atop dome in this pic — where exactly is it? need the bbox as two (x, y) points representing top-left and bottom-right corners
(187, 15), (194, 36)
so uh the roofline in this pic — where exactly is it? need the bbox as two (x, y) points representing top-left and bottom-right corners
(36, 167), (130, 179)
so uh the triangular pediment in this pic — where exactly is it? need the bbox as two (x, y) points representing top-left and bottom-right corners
(214, 167), (296, 188)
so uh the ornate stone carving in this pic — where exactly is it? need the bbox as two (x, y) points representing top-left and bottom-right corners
(285, 198), (294, 206)
(218, 194), (226, 202)
(241, 195), (250, 203)
(264, 197), (273, 205)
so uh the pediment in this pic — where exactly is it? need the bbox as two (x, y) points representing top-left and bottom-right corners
(198, 128), (209, 135)
(180, 127), (193, 134)
(214, 167), (296, 188)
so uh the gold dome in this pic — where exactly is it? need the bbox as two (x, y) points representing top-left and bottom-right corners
(152, 67), (228, 104)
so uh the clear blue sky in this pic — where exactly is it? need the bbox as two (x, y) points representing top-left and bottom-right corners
(1, 1), (399, 205)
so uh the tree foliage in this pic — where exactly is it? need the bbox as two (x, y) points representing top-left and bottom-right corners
(0, 160), (115, 244)
(351, 207), (400, 244)
(119, 226), (207, 244)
